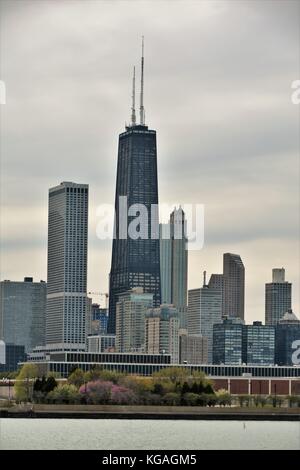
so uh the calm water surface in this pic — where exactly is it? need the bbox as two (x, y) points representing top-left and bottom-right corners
(0, 419), (299, 450)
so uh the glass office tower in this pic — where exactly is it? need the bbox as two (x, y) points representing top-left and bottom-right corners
(108, 46), (161, 333)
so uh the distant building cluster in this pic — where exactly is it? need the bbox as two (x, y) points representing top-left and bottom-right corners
(1, 46), (299, 375)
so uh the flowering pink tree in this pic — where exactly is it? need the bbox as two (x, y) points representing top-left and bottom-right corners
(79, 380), (113, 404)
(110, 384), (137, 405)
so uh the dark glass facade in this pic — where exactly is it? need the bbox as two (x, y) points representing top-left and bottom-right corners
(108, 125), (161, 333)
(265, 282), (292, 325)
(213, 318), (243, 365)
(242, 322), (275, 365)
(0, 278), (46, 352)
(275, 322), (300, 365)
(91, 304), (108, 335)
(0, 343), (26, 372)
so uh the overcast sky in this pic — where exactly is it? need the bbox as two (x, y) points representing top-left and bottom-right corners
(0, 0), (299, 323)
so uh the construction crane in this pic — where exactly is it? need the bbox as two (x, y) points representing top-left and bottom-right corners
(87, 292), (109, 309)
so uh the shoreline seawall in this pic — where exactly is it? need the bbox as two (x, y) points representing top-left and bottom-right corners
(1, 404), (300, 421)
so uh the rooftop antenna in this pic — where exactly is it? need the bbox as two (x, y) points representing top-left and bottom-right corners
(203, 270), (207, 287)
(131, 66), (136, 126)
(139, 36), (145, 125)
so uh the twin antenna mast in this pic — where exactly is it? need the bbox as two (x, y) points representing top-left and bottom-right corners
(131, 36), (145, 126)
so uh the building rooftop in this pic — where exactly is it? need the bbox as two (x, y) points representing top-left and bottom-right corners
(280, 309), (299, 323)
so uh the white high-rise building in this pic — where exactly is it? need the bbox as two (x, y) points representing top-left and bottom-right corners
(187, 282), (223, 363)
(115, 288), (153, 353)
(179, 330), (208, 364)
(46, 181), (89, 350)
(145, 304), (179, 363)
(160, 207), (188, 328)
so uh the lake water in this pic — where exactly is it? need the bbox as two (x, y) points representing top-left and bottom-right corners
(0, 419), (299, 450)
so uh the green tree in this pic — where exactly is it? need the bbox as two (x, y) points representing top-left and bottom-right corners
(47, 371), (61, 379)
(84, 367), (124, 384)
(182, 392), (199, 406)
(84, 367), (104, 383)
(203, 383), (214, 394)
(47, 384), (81, 404)
(191, 382), (199, 394)
(96, 369), (124, 384)
(153, 382), (164, 395)
(181, 382), (190, 395)
(163, 392), (181, 406)
(253, 395), (260, 407)
(33, 376), (57, 403)
(286, 395), (300, 408)
(14, 363), (39, 402)
(43, 376), (57, 394)
(216, 389), (231, 407)
(205, 394), (217, 407)
(268, 394), (283, 408)
(153, 367), (190, 385)
(238, 395), (246, 407)
(68, 368), (85, 387)
(119, 375), (152, 397)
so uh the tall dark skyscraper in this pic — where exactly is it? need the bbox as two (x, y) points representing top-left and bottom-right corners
(108, 41), (161, 334)
(223, 253), (245, 320)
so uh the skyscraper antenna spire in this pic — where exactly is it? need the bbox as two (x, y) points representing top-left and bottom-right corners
(131, 66), (136, 126)
(139, 36), (145, 125)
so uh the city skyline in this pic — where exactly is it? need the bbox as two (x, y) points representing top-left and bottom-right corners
(1, 0), (299, 324)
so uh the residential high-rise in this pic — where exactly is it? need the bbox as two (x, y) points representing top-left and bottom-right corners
(265, 268), (292, 325)
(160, 207), (188, 328)
(213, 317), (244, 365)
(108, 44), (161, 334)
(46, 181), (88, 350)
(223, 253), (245, 320)
(0, 277), (46, 352)
(242, 321), (275, 365)
(145, 304), (179, 363)
(115, 288), (153, 352)
(159, 224), (172, 305)
(179, 331), (208, 364)
(275, 309), (300, 365)
(187, 276), (222, 363)
(91, 303), (108, 335)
